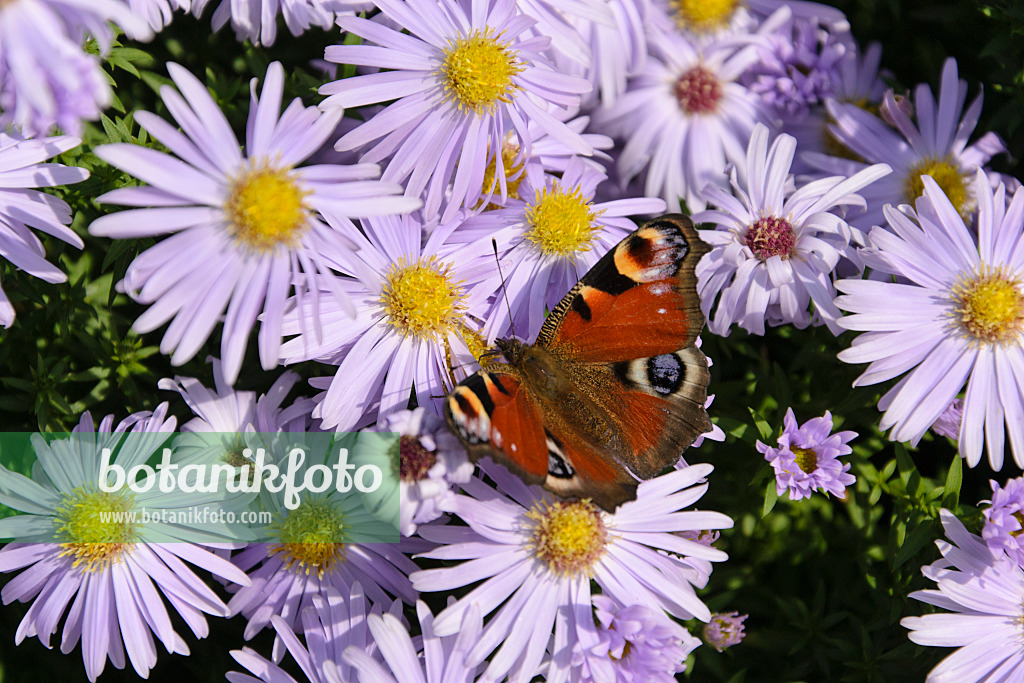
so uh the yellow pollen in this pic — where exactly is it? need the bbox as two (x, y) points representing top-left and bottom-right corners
(380, 257), (466, 340)
(527, 499), (608, 575)
(225, 163), (309, 252)
(269, 500), (348, 579)
(669, 0), (740, 32)
(791, 446), (819, 474)
(478, 138), (526, 209)
(903, 156), (969, 217)
(525, 186), (604, 258)
(440, 28), (523, 114)
(55, 485), (139, 572)
(951, 265), (1024, 345)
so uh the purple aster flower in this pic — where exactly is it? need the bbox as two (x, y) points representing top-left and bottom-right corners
(902, 509), (1024, 682)
(125, 0), (190, 30)
(89, 61), (419, 385)
(646, 0), (760, 41)
(836, 171), (1024, 469)
(352, 408), (473, 537)
(930, 398), (964, 440)
(279, 212), (497, 431)
(704, 611), (747, 651)
(320, 0), (594, 222)
(411, 459), (732, 682)
(343, 601), (484, 683)
(805, 58), (1008, 231)
(694, 123), (890, 335)
(592, 26), (772, 211)
(0, 406), (251, 681)
(574, 595), (701, 682)
(982, 478), (1024, 569)
(0, 0), (151, 135)
(757, 408), (857, 500)
(228, 583), (394, 683)
(191, 0), (345, 46)
(446, 156), (665, 338)
(0, 129), (88, 327)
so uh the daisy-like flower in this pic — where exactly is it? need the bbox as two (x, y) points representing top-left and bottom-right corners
(806, 57), (1007, 231)
(0, 129), (88, 327)
(757, 408), (857, 500)
(647, 0), (759, 42)
(835, 171), (1024, 468)
(694, 123), (890, 335)
(901, 509), (1024, 682)
(982, 477), (1024, 568)
(931, 399), (964, 440)
(228, 583), (395, 683)
(279, 212), (497, 431)
(0, 406), (251, 681)
(592, 26), (772, 211)
(0, 0), (151, 135)
(126, 0), (190, 31)
(412, 459), (732, 682)
(351, 407), (473, 536)
(704, 611), (747, 651)
(574, 595), (701, 682)
(89, 61), (420, 385)
(343, 601), (484, 683)
(448, 156), (665, 338)
(320, 0), (594, 221)
(191, 0), (343, 47)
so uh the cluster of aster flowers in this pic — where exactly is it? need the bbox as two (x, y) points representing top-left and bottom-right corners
(0, 0), (1023, 680)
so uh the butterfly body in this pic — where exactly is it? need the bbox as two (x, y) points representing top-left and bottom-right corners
(446, 215), (712, 511)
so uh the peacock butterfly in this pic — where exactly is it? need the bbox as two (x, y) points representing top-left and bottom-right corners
(445, 214), (713, 511)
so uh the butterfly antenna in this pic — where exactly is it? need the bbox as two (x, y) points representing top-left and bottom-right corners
(492, 239), (517, 339)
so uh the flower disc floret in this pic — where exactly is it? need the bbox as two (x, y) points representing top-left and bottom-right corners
(903, 155), (969, 214)
(745, 215), (796, 260)
(951, 265), (1024, 345)
(527, 499), (608, 574)
(225, 163), (310, 251)
(669, 0), (740, 32)
(675, 65), (723, 115)
(525, 186), (602, 257)
(55, 485), (139, 571)
(270, 500), (348, 578)
(441, 28), (524, 114)
(380, 257), (466, 340)
(397, 435), (438, 482)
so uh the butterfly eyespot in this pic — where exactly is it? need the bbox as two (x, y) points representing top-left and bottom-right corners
(648, 353), (684, 395)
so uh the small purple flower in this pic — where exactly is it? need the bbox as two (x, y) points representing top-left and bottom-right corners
(704, 611), (748, 651)
(982, 477), (1024, 568)
(191, 0), (344, 46)
(757, 408), (857, 500)
(930, 398), (964, 440)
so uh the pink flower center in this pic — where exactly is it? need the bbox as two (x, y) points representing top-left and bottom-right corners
(675, 65), (722, 115)
(399, 435), (437, 482)
(745, 216), (796, 260)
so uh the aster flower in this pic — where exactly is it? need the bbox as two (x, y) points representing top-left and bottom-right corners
(592, 25), (772, 211)
(320, 0), (594, 221)
(447, 156), (665, 338)
(0, 129), (88, 327)
(982, 478), (1024, 569)
(191, 0), (344, 47)
(694, 123), (890, 335)
(228, 583), (393, 683)
(931, 399), (964, 440)
(126, 0), (190, 30)
(835, 171), (1024, 468)
(806, 57), (1007, 231)
(412, 459), (732, 682)
(89, 61), (419, 385)
(646, 0), (759, 41)
(0, 406), (251, 681)
(573, 595), (701, 682)
(279, 212), (497, 431)
(901, 509), (1024, 682)
(757, 408), (856, 500)
(351, 407), (473, 536)
(343, 601), (484, 683)
(0, 0), (151, 135)
(704, 611), (747, 651)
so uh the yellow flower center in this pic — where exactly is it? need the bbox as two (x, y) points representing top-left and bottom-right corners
(951, 265), (1024, 345)
(791, 446), (818, 474)
(527, 499), (608, 575)
(525, 185), (604, 257)
(380, 257), (466, 340)
(440, 28), (523, 114)
(55, 485), (139, 572)
(669, 0), (740, 32)
(903, 155), (969, 217)
(478, 138), (527, 209)
(225, 162), (309, 252)
(269, 500), (348, 578)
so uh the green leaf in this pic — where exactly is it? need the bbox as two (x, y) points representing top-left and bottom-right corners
(748, 407), (774, 441)
(763, 478), (779, 516)
(941, 452), (963, 510)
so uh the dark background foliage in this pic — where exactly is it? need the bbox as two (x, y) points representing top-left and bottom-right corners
(0, 1), (1020, 680)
